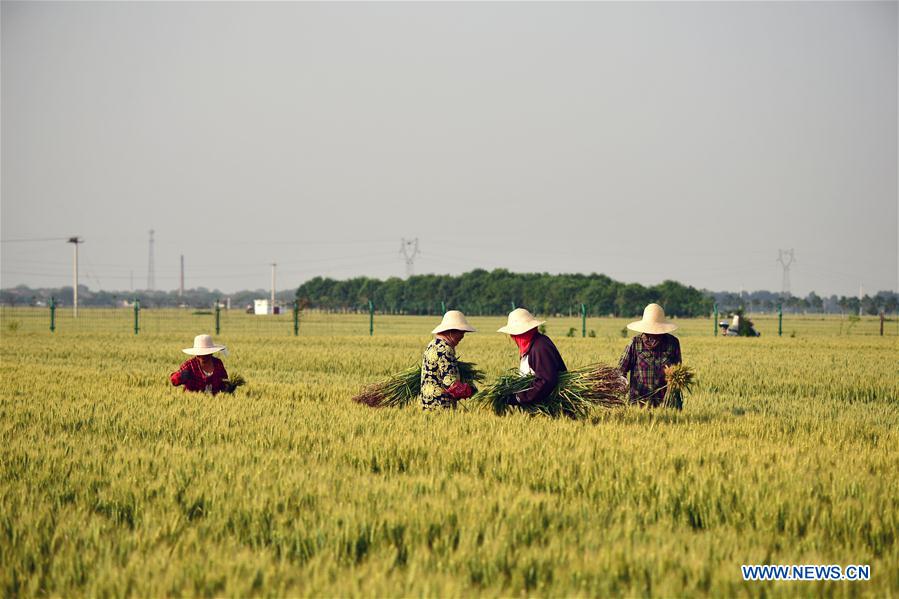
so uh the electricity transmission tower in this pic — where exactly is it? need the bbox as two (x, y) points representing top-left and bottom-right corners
(147, 230), (156, 291)
(776, 249), (795, 298)
(400, 238), (420, 277)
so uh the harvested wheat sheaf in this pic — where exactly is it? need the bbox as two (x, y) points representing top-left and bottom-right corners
(473, 364), (628, 418)
(352, 362), (485, 407)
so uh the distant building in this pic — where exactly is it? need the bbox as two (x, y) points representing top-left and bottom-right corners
(254, 299), (271, 315)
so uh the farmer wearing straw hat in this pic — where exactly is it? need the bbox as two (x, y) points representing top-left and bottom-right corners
(618, 304), (682, 407)
(170, 334), (231, 395)
(420, 311), (477, 409)
(498, 308), (567, 406)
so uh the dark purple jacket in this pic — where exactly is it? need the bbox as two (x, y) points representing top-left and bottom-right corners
(518, 333), (567, 405)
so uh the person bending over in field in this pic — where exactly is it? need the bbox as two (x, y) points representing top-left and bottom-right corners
(498, 308), (567, 406)
(618, 303), (682, 408)
(420, 311), (477, 410)
(170, 334), (231, 395)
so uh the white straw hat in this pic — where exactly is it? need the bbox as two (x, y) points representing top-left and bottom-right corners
(431, 310), (477, 334)
(497, 308), (545, 335)
(627, 304), (678, 335)
(182, 334), (227, 356)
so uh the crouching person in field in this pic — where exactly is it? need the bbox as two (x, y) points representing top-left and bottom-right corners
(618, 304), (682, 408)
(420, 311), (477, 410)
(499, 308), (567, 406)
(170, 334), (230, 395)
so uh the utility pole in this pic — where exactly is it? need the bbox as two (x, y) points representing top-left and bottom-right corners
(776, 249), (795, 299)
(858, 284), (864, 317)
(147, 229), (155, 291)
(400, 238), (420, 278)
(270, 262), (277, 314)
(179, 254), (184, 297)
(67, 237), (83, 317)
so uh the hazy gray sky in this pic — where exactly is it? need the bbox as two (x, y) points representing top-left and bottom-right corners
(2, 1), (897, 296)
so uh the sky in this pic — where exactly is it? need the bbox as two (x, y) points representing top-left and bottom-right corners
(2, 1), (897, 297)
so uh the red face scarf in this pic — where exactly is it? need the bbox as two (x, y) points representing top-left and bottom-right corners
(511, 328), (538, 357)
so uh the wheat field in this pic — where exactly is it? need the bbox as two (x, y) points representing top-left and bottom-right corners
(1, 311), (897, 597)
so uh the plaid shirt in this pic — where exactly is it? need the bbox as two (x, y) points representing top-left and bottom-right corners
(618, 334), (682, 406)
(170, 357), (229, 395)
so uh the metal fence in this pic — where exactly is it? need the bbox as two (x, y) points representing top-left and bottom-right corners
(1, 303), (895, 339)
(0, 304), (427, 337)
(0, 304), (300, 336)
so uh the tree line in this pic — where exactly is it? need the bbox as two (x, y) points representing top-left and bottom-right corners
(296, 269), (712, 317)
(710, 289), (898, 316)
(297, 270), (898, 317)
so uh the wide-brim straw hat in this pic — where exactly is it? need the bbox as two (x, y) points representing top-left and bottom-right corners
(497, 308), (545, 335)
(627, 303), (678, 334)
(182, 334), (227, 356)
(432, 310), (477, 334)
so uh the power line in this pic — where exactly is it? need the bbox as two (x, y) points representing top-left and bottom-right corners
(0, 237), (70, 243)
(2, 251), (400, 272)
(80, 253), (104, 290)
(0, 269), (182, 281)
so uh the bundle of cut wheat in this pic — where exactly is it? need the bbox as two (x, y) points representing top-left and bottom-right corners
(222, 373), (246, 395)
(661, 364), (695, 409)
(352, 362), (485, 408)
(472, 364), (627, 418)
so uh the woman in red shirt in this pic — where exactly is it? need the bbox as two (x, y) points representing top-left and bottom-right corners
(170, 334), (230, 394)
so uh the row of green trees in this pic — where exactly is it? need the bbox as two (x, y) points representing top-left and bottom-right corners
(295, 269), (712, 317)
(710, 289), (899, 315)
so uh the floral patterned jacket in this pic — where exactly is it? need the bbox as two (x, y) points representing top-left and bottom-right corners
(419, 338), (461, 409)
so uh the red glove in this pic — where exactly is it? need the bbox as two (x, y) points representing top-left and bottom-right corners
(446, 381), (473, 400)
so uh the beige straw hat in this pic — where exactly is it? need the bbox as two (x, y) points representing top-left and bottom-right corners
(182, 334), (227, 356)
(497, 308), (545, 335)
(431, 310), (477, 334)
(627, 304), (678, 334)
